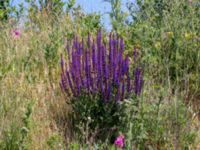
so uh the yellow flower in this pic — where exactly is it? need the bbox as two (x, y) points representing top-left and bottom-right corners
(166, 32), (174, 38)
(155, 42), (161, 49)
(135, 43), (141, 49)
(184, 33), (192, 40)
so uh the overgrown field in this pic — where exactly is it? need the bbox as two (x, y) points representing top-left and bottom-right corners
(0, 0), (200, 149)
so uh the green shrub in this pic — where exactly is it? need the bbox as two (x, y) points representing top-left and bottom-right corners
(128, 0), (200, 90)
(123, 91), (197, 149)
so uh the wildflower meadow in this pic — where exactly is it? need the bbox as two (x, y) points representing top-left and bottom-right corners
(0, 0), (200, 149)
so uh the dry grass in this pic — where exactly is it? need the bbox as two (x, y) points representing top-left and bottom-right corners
(0, 16), (70, 149)
(0, 11), (200, 149)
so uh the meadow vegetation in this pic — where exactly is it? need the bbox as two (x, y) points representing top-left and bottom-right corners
(0, 0), (200, 149)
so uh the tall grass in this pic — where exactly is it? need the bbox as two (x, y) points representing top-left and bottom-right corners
(0, 0), (200, 149)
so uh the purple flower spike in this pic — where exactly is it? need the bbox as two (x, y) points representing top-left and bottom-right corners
(85, 50), (90, 91)
(88, 33), (91, 48)
(121, 79), (125, 101)
(60, 30), (143, 101)
(92, 42), (96, 71)
(134, 67), (143, 96)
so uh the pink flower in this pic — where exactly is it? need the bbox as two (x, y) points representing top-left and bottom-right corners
(114, 135), (125, 149)
(188, 0), (192, 3)
(12, 29), (20, 38)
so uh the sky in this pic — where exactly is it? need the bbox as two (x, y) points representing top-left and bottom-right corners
(12, 0), (131, 30)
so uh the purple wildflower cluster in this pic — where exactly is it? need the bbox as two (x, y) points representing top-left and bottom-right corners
(60, 30), (143, 101)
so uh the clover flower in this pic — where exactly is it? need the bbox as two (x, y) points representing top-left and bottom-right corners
(12, 29), (20, 38)
(114, 135), (125, 148)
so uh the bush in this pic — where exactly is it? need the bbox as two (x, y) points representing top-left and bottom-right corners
(60, 30), (143, 144)
(128, 0), (200, 90)
(124, 91), (197, 149)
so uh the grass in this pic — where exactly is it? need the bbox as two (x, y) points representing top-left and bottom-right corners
(0, 21), (65, 149)
(0, 0), (200, 149)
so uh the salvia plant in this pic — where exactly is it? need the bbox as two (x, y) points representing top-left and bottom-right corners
(60, 30), (143, 102)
